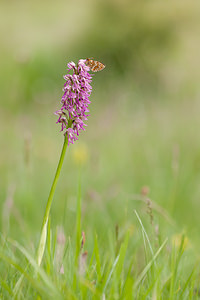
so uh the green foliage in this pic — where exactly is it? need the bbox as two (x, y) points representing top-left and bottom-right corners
(0, 209), (197, 299)
(78, 0), (176, 84)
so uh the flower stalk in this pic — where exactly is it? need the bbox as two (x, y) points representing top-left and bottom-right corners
(36, 134), (68, 266)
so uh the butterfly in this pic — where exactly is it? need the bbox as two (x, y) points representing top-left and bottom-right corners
(85, 58), (105, 72)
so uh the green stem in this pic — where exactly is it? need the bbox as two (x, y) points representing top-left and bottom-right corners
(36, 134), (68, 266)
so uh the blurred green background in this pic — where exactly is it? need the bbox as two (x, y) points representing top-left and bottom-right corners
(1, 0), (200, 250)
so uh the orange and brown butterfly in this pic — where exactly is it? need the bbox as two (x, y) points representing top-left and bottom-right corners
(85, 58), (105, 72)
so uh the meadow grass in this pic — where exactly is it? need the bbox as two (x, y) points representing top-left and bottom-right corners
(1, 94), (200, 299)
(0, 194), (198, 299)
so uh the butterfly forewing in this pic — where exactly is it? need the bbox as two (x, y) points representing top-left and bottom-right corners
(85, 58), (105, 72)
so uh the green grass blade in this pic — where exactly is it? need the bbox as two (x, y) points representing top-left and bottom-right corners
(94, 233), (102, 282)
(134, 210), (156, 265)
(179, 267), (195, 298)
(46, 216), (52, 274)
(121, 258), (134, 299)
(134, 238), (168, 289)
(0, 251), (51, 299)
(72, 172), (82, 291)
(75, 172), (82, 264)
(115, 230), (129, 292)
(169, 235), (186, 298)
(0, 278), (14, 297)
(13, 264), (30, 298)
(7, 238), (62, 299)
(103, 255), (120, 294)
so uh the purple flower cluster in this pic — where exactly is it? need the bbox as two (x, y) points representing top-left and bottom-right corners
(55, 59), (92, 144)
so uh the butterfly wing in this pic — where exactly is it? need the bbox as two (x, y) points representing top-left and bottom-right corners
(85, 59), (105, 72)
(91, 61), (105, 72)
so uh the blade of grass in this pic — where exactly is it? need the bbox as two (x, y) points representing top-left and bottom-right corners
(103, 255), (120, 294)
(134, 210), (156, 266)
(0, 251), (52, 299)
(179, 267), (195, 299)
(108, 232), (129, 297)
(0, 278), (14, 297)
(135, 209), (157, 285)
(13, 264), (29, 298)
(75, 171), (82, 262)
(114, 231), (129, 293)
(52, 226), (58, 267)
(7, 238), (62, 299)
(121, 257), (135, 299)
(73, 171), (82, 290)
(94, 233), (102, 283)
(46, 216), (52, 274)
(100, 258), (112, 292)
(134, 238), (168, 289)
(169, 235), (185, 298)
(141, 268), (162, 299)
